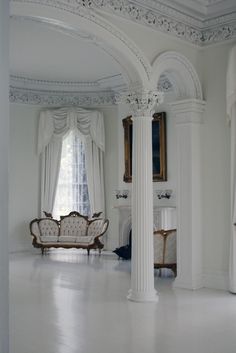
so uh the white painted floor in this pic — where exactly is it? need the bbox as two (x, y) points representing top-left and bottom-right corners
(10, 250), (236, 353)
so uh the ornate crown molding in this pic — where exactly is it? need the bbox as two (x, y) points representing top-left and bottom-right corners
(9, 75), (172, 106)
(9, 86), (116, 106)
(11, 0), (236, 46)
(10, 74), (126, 91)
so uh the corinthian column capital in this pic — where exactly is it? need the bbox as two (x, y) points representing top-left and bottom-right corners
(119, 89), (164, 117)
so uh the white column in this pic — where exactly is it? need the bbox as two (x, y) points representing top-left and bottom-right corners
(170, 99), (205, 290)
(124, 90), (163, 302)
(0, 0), (9, 352)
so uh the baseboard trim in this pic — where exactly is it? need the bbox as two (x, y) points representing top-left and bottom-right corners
(203, 270), (228, 290)
(173, 274), (203, 290)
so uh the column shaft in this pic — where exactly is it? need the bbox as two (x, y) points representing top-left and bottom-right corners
(128, 116), (158, 302)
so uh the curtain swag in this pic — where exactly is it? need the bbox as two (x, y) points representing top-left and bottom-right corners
(38, 107), (105, 155)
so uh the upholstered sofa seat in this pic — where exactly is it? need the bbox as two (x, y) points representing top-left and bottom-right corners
(30, 211), (109, 255)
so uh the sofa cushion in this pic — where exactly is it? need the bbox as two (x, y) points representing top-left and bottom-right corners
(40, 235), (58, 243)
(60, 216), (87, 237)
(58, 235), (77, 243)
(76, 236), (94, 244)
(38, 219), (59, 241)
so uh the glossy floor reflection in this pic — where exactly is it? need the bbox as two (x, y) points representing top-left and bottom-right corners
(10, 250), (236, 353)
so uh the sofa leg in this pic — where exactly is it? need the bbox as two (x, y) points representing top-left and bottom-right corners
(41, 247), (44, 255)
(99, 248), (102, 256)
(87, 248), (90, 256)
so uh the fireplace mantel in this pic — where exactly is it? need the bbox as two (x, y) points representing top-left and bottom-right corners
(113, 205), (177, 246)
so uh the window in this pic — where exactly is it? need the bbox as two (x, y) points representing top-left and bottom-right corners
(53, 130), (90, 219)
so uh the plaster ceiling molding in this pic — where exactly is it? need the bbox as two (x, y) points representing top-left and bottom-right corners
(11, 0), (152, 86)
(10, 15), (130, 86)
(157, 74), (173, 92)
(10, 74), (127, 92)
(9, 86), (116, 106)
(202, 22), (236, 44)
(11, 0), (236, 46)
(74, 0), (236, 45)
(77, 0), (204, 45)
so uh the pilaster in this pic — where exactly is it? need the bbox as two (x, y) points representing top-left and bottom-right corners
(170, 99), (205, 290)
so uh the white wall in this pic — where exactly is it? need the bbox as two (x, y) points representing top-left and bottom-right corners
(101, 106), (119, 250)
(9, 103), (120, 252)
(116, 99), (177, 208)
(9, 104), (41, 252)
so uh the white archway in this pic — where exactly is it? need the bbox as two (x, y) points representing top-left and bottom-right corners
(11, 0), (151, 87)
(152, 51), (206, 290)
(151, 51), (203, 100)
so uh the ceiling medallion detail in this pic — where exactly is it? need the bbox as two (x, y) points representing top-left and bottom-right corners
(11, 0), (236, 46)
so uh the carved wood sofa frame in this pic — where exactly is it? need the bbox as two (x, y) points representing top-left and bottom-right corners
(30, 211), (109, 255)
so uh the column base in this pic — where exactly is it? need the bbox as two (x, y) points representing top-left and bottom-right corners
(127, 289), (159, 302)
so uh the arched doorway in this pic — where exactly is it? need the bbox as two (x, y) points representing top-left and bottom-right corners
(152, 51), (206, 289)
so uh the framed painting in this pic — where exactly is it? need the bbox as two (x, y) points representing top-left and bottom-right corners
(123, 112), (167, 182)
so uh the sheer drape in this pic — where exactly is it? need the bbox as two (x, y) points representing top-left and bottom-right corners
(85, 137), (105, 215)
(40, 137), (62, 216)
(227, 45), (236, 293)
(38, 107), (105, 217)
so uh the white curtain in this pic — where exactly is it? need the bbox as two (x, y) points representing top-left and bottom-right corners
(85, 137), (105, 215)
(227, 45), (236, 293)
(40, 137), (62, 216)
(38, 107), (105, 217)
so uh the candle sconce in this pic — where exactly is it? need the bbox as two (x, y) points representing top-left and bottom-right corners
(115, 190), (129, 199)
(156, 189), (172, 200)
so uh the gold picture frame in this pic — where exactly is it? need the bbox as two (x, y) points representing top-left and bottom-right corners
(123, 112), (167, 182)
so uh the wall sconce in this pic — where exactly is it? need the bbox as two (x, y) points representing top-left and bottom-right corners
(115, 190), (129, 199)
(156, 189), (172, 199)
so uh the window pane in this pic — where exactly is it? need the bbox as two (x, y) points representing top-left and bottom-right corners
(53, 130), (91, 219)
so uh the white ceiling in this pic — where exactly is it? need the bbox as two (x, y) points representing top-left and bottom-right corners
(10, 17), (123, 89)
(9, 0), (236, 101)
(145, 0), (236, 20)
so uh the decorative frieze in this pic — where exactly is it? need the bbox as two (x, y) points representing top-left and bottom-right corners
(9, 86), (116, 106)
(9, 77), (172, 106)
(11, 0), (236, 45)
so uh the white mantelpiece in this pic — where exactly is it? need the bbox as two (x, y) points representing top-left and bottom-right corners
(114, 205), (177, 246)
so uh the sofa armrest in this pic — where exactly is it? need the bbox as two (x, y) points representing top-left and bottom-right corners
(87, 219), (109, 239)
(29, 219), (42, 245)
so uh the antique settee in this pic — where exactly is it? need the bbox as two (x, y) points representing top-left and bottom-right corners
(30, 211), (109, 255)
(153, 228), (177, 275)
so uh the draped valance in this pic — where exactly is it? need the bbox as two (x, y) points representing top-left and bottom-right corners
(227, 46), (236, 118)
(38, 107), (105, 154)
